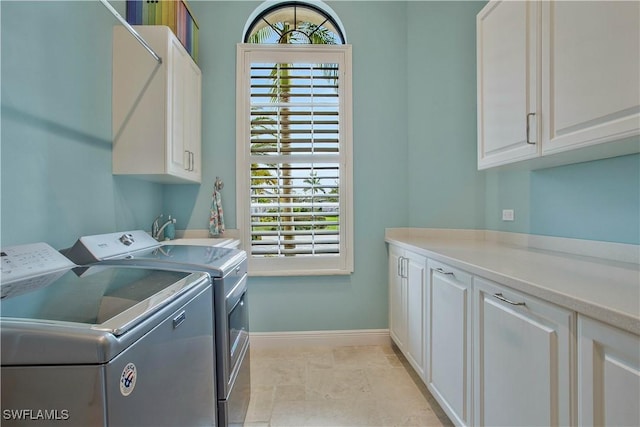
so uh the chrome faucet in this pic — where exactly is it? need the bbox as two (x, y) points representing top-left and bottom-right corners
(151, 214), (163, 240)
(152, 216), (176, 241)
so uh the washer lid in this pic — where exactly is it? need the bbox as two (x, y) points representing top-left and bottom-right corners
(99, 244), (246, 277)
(1, 267), (209, 365)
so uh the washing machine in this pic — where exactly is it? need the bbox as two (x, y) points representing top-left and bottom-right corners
(62, 231), (250, 427)
(1, 242), (216, 426)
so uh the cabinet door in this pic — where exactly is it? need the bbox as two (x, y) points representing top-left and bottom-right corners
(474, 278), (574, 426)
(388, 245), (406, 350)
(168, 37), (190, 178)
(541, 1), (640, 155)
(477, 0), (540, 169)
(112, 26), (167, 176)
(167, 35), (202, 183)
(405, 251), (426, 377)
(426, 260), (472, 427)
(578, 315), (640, 427)
(184, 58), (202, 181)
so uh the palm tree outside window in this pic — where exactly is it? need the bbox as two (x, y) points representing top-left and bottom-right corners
(237, 1), (353, 275)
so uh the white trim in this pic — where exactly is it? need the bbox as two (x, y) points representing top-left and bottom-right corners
(236, 44), (354, 276)
(249, 329), (391, 349)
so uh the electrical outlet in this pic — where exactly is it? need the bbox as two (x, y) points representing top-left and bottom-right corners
(502, 209), (515, 221)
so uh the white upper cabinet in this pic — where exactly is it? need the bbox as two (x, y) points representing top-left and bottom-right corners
(113, 26), (202, 184)
(477, 0), (540, 169)
(477, 0), (640, 170)
(541, 1), (640, 155)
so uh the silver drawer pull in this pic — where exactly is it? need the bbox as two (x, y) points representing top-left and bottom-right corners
(435, 267), (454, 276)
(493, 293), (526, 306)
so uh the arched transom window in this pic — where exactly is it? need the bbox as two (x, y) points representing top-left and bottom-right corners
(243, 1), (346, 44)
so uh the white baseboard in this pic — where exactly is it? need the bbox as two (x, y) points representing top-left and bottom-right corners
(249, 329), (391, 349)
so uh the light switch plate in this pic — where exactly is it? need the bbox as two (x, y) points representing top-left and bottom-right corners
(502, 209), (515, 221)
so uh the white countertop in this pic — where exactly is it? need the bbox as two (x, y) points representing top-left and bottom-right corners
(385, 228), (640, 335)
(169, 229), (241, 248)
(165, 238), (240, 248)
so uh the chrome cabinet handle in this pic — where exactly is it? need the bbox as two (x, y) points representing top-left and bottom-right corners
(184, 151), (195, 171)
(397, 256), (408, 279)
(435, 267), (454, 276)
(526, 112), (536, 145)
(493, 292), (526, 306)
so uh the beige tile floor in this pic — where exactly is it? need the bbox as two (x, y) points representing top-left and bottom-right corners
(244, 344), (453, 427)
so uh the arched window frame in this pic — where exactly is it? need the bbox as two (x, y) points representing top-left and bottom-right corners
(242, 0), (347, 44)
(236, 1), (353, 276)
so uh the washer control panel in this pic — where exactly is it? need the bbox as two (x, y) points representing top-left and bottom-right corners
(1, 242), (75, 299)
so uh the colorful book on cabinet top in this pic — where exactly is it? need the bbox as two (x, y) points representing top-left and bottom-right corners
(126, 0), (199, 64)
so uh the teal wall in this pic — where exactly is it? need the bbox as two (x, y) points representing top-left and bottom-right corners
(1, 1), (638, 333)
(484, 151), (640, 245)
(1, 1), (163, 249)
(407, 1), (486, 229)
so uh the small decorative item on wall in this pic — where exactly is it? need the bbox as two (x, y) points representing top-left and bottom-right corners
(125, 0), (199, 63)
(209, 177), (225, 237)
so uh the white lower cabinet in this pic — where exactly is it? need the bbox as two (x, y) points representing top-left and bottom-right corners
(425, 260), (472, 427)
(405, 251), (426, 377)
(387, 242), (639, 427)
(388, 245), (426, 377)
(578, 315), (640, 427)
(473, 277), (574, 426)
(388, 245), (407, 350)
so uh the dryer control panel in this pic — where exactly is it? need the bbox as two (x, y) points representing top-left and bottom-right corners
(63, 230), (160, 264)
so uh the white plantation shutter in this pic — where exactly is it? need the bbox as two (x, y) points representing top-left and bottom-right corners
(237, 45), (353, 275)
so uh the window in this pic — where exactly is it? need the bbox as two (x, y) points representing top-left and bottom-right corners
(237, 2), (352, 276)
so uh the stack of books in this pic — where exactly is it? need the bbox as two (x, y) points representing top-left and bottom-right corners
(126, 0), (199, 63)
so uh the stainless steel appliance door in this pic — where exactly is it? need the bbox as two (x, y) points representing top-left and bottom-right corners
(1, 365), (107, 426)
(105, 285), (216, 426)
(217, 271), (250, 427)
(228, 287), (249, 383)
(218, 345), (251, 427)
